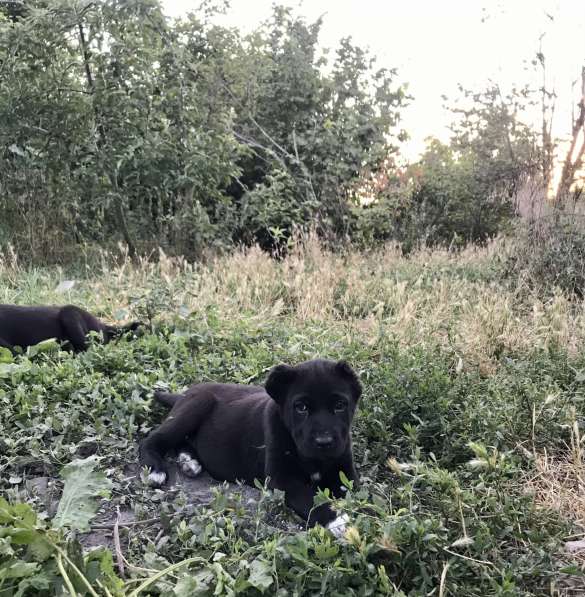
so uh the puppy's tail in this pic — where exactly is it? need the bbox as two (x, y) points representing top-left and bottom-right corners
(106, 321), (145, 341)
(122, 321), (144, 333)
(154, 390), (182, 408)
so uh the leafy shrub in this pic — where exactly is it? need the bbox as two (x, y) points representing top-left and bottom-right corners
(352, 140), (518, 253)
(0, 2), (406, 262)
(1, 250), (584, 594)
(351, 83), (540, 252)
(237, 169), (318, 253)
(502, 213), (585, 298)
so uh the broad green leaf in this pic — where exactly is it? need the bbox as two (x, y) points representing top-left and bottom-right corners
(14, 573), (52, 597)
(174, 575), (200, 596)
(27, 338), (59, 357)
(0, 361), (31, 378)
(339, 470), (353, 490)
(314, 542), (339, 560)
(0, 528), (38, 544)
(248, 559), (273, 593)
(28, 536), (54, 561)
(0, 561), (39, 580)
(0, 538), (14, 557)
(0, 347), (13, 363)
(53, 456), (112, 532)
(85, 549), (125, 593)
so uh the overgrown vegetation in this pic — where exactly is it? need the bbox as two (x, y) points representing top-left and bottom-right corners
(1, 239), (585, 595)
(354, 84), (542, 252)
(1, 0), (554, 262)
(2, 0), (585, 594)
(503, 209), (585, 299)
(0, 0), (407, 259)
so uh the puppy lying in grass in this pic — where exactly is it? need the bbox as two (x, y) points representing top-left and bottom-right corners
(0, 304), (142, 353)
(140, 359), (361, 535)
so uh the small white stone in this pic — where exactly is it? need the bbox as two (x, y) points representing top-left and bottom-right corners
(147, 471), (166, 486)
(178, 452), (203, 478)
(566, 540), (585, 553)
(326, 513), (349, 539)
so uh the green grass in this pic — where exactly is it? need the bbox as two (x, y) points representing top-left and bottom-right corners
(1, 241), (584, 595)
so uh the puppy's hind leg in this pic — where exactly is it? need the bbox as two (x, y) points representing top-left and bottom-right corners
(177, 450), (203, 478)
(140, 391), (214, 487)
(58, 306), (91, 352)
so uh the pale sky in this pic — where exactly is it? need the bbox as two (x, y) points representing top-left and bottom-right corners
(162, 0), (585, 163)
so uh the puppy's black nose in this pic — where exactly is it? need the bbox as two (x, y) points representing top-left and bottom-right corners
(314, 434), (334, 448)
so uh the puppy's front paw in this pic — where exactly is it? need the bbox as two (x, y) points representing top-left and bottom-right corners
(177, 452), (203, 478)
(147, 470), (167, 487)
(326, 513), (350, 539)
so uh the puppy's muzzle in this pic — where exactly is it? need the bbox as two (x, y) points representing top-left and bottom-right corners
(313, 432), (335, 449)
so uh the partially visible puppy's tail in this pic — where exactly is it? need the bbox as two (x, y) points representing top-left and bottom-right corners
(123, 321), (144, 333)
(154, 390), (182, 408)
(106, 321), (145, 341)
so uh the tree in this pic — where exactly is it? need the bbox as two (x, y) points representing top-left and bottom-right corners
(407, 138), (516, 246)
(351, 84), (542, 250)
(228, 6), (407, 248)
(449, 84), (542, 200)
(0, 0), (239, 258)
(555, 67), (585, 203)
(0, 1), (407, 259)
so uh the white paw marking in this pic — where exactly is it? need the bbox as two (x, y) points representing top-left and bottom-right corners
(177, 452), (203, 478)
(327, 513), (349, 539)
(147, 471), (167, 486)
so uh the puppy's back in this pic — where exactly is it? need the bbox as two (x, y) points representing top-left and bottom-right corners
(0, 304), (62, 347)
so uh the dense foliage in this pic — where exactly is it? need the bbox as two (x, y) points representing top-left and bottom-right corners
(1, 243), (584, 594)
(502, 209), (585, 298)
(352, 86), (542, 251)
(1, 1), (550, 261)
(0, 0), (406, 259)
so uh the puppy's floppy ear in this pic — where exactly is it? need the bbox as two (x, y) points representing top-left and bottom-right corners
(335, 360), (362, 401)
(265, 364), (296, 404)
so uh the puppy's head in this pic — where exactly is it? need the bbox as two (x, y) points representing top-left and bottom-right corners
(265, 359), (361, 461)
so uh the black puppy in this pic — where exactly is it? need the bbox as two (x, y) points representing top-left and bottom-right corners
(140, 359), (361, 532)
(0, 304), (142, 353)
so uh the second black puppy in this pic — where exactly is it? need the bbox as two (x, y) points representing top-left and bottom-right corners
(0, 304), (142, 353)
(140, 359), (361, 531)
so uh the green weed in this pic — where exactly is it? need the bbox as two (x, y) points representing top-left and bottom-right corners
(1, 242), (584, 594)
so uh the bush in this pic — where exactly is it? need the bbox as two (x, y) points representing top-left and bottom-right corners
(502, 212), (585, 298)
(0, 2), (406, 262)
(237, 169), (318, 253)
(1, 244), (584, 594)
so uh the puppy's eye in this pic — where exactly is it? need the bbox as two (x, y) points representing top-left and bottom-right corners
(334, 400), (347, 413)
(294, 401), (308, 414)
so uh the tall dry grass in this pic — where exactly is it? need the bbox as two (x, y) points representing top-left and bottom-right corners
(2, 234), (585, 376)
(3, 235), (585, 547)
